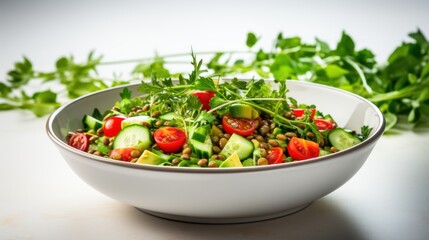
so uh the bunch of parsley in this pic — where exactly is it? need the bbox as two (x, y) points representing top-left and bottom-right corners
(1, 30), (428, 132)
(208, 30), (429, 130)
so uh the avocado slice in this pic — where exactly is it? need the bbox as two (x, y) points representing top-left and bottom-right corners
(229, 104), (259, 119)
(219, 152), (243, 168)
(136, 150), (167, 165)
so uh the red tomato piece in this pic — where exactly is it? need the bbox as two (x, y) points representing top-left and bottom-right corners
(314, 118), (335, 131)
(68, 132), (89, 151)
(192, 91), (216, 111)
(154, 127), (187, 153)
(266, 147), (284, 164)
(109, 148), (135, 162)
(103, 116), (126, 137)
(287, 137), (320, 161)
(293, 108), (316, 118)
(222, 114), (258, 137)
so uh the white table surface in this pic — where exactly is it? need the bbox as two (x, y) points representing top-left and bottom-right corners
(1, 1), (429, 239)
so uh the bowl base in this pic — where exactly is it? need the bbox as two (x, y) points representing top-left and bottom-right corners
(137, 203), (311, 224)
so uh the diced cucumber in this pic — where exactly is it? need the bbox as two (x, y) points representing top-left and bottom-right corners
(328, 128), (361, 151)
(190, 124), (211, 143)
(190, 137), (213, 159)
(113, 125), (152, 151)
(83, 114), (102, 131)
(319, 148), (331, 156)
(121, 115), (155, 128)
(159, 112), (180, 121)
(89, 137), (111, 155)
(219, 133), (254, 160)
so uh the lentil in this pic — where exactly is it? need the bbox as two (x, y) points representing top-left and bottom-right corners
(182, 147), (192, 155)
(268, 139), (279, 147)
(285, 132), (297, 138)
(276, 134), (287, 141)
(212, 146), (222, 153)
(172, 158), (181, 165)
(259, 148), (267, 157)
(208, 161), (218, 168)
(259, 142), (269, 149)
(306, 132), (315, 138)
(257, 158), (268, 166)
(151, 111), (161, 118)
(130, 149), (142, 158)
(197, 159), (208, 167)
(219, 138), (228, 149)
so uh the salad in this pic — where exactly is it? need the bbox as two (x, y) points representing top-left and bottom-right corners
(66, 55), (372, 168)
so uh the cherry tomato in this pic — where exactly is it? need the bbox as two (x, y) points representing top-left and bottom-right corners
(109, 148), (135, 162)
(293, 108), (316, 118)
(287, 137), (320, 161)
(222, 114), (258, 137)
(68, 132), (89, 151)
(314, 118), (335, 131)
(266, 147), (284, 164)
(192, 91), (216, 111)
(154, 127), (186, 153)
(103, 115), (126, 137)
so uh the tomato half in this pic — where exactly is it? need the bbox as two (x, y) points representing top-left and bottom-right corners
(103, 115), (126, 137)
(266, 147), (284, 164)
(192, 91), (215, 111)
(287, 137), (320, 161)
(314, 118), (335, 131)
(293, 108), (316, 118)
(222, 114), (258, 137)
(154, 127), (186, 153)
(68, 133), (89, 151)
(109, 148), (135, 162)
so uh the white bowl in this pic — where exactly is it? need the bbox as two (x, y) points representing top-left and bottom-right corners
(46, 80), (385, 224)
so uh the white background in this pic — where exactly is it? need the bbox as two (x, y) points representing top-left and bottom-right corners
(1, 1), (429, 239)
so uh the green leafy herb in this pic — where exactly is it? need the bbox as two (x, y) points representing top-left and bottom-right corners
(1, 30), (428, 133)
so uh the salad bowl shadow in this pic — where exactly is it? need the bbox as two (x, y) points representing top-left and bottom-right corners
(46, 80), (385, 224)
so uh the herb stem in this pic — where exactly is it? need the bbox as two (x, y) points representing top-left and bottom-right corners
(344, 56), (374, 95)
(99, 50), (256, 66)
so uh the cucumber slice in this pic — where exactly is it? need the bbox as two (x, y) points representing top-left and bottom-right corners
(113, 125), (152, 151)
(328, 128), (361, 151)
(159, 112), (180, 121)
(190, 138), (213, 159)
(219, 133), (254, 160)
(83, 114), (102, 131)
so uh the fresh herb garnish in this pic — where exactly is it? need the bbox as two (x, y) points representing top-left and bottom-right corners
(1, 30), (428, 132)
